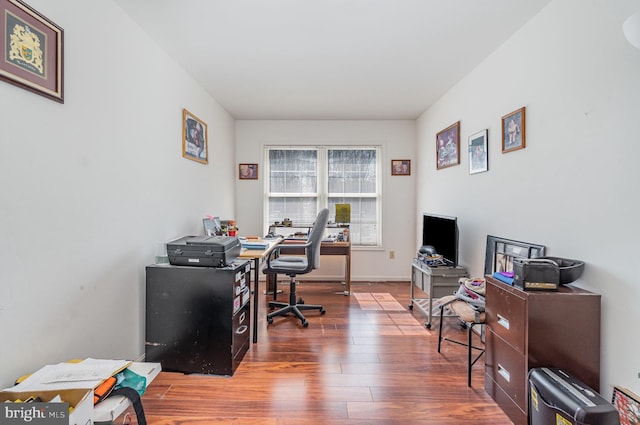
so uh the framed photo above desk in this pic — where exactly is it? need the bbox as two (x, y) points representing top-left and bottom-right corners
(239, 163), (258, 180)
(391, 160), (411, 176)
(182, 109), (208, 164)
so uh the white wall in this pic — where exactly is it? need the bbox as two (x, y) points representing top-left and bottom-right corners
(0, 0), (236, 386)
(416, 0), (640, 396)
(235, 120), (416, 281)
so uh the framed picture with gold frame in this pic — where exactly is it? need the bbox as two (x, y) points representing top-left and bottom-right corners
(182, 109), (208, 164)
(502, 107), (526, 153)
(436, 121), (460, 169)
(0, 0), (64, 102)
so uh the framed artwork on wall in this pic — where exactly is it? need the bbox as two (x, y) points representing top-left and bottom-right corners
(391, 159), (411, 175)
(182, 109), (208, 164)
(468, 129), (488, 174)
(0, 0), (64, 102)
(436, 121), (460, 169)
(502, 107), (526, 153)
(239, 163), (258, 180)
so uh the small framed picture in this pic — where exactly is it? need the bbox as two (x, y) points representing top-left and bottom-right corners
(502, 107), (526, 153)
(436, 121), (460, 169)
(469, 129), (488, 174)
(391, 160), (411, 176)
(612, 386), (640, 425)
(239, 163), (258, 180)
(182, 109), (208, 164)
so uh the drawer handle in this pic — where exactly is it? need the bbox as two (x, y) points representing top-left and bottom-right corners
(498, 364), (511, 383)
(236, 325), (248, 335)
(239, 312), (246, 324)
(497, 314), (510, 330)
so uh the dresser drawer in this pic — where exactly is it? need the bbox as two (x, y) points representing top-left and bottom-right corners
(486, 281), (526, 353)
(485, 330), (527, 410)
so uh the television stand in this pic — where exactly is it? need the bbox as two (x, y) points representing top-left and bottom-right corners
(409, 258), (468, 328)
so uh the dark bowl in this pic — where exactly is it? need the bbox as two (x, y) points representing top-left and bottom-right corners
(539, 256), (585, 285)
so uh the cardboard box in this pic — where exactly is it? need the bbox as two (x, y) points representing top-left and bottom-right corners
(0, 388), (92, 425)
(93, 362), (162, 423)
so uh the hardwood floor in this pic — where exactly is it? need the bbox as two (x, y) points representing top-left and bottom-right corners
(133, 280), (512, 424)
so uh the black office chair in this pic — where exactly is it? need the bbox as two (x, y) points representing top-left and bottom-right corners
(263, 208), (329, 327)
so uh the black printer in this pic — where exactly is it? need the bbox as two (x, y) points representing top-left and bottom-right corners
(167, 235), (241, 267)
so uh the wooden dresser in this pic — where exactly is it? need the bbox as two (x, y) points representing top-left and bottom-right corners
(484, 276), (601, 425)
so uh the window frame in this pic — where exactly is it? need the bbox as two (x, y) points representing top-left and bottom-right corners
(263, 145), (382, 247)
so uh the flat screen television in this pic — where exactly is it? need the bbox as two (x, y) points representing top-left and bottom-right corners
(421, 213), (458, 267)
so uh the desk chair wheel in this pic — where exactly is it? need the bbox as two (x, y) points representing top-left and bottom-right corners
(298, 297), (304, 304)
(425, 323), (432, 329)
(302, 320), (309, 327)
(320, 308), (326, 315)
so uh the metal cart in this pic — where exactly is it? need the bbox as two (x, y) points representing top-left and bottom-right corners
(409, 258), (468, 328)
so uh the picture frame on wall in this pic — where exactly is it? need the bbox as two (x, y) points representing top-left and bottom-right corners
(239, 163), (258, 180)
(182, 109), (208, 164)
(391, 159), (411, 176)
(436, 121), (460, 169)
(0, 0), (64, 103)
(502, 107), (526, 153)
(468, 129), (488, 174)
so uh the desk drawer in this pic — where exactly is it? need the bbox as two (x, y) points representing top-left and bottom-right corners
(486, 281), (526, 353)
(485, 330), (527, 410)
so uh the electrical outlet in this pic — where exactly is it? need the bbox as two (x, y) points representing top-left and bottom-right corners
(389, 250), (395, 259)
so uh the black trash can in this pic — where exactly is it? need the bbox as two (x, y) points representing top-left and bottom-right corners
(529, 368), (620, 425)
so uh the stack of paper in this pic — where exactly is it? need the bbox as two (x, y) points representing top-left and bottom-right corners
(241, 240), (270, 250)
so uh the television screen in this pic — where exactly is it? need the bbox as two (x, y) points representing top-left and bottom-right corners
(422, 213), (458, 267)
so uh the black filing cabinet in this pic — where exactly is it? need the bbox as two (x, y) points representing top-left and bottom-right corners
(145, 261), (251, 376)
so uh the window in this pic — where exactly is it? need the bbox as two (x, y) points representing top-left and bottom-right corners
(265, 146), (381, 246)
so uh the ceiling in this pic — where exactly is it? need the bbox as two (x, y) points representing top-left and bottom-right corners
(114, 0), (552, 120)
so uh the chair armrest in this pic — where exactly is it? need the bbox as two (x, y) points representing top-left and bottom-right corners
(278, 239), (311, 252)
(265, 239), (313, 269)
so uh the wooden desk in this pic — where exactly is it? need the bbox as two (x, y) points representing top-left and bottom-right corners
(238, 238), (282, 343)
(268, 240), (352, 296)
(320, 241), (351, 295)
